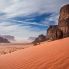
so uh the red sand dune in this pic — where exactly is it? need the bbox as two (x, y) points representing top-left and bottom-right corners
(0, 38), (69, 69)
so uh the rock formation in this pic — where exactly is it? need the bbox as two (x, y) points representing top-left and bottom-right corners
(47, 25), (63, 40)
(47, 4), (69, 40)
(0, 37), (10, 43)
(58, 4), (69, 37)
(32, 4), (69, 45)
(32, 34), (46, 45)
(0, 35), (15, 41)
(32, 37), (40, 45)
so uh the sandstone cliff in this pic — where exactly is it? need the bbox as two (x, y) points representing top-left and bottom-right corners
(47, 4), (69, 40)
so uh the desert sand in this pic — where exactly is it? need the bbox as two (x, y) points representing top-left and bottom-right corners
(0, 38), (69, 69)
(0, 43), (32, 56)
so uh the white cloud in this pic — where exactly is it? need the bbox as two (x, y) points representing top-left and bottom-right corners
(0, 0), (69, 18)
(2, 0), (68, 18)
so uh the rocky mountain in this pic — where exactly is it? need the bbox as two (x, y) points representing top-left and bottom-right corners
(47, 25), (63, 40)
(32, 4), (69, 45)
(47, 4), (69, 40)
(58, 4), (69, 37)
(0, 35), (15, 42)
(0, 37), (10, 43)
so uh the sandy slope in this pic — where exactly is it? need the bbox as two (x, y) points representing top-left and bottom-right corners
(0, 38), (69, 69)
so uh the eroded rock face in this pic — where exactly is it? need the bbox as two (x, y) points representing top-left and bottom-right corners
(32, 34), (46, 45)
(47, 25), (63, 40)
(32, 4), (69, 43)
(47, 4), (69, 40)
(59, 4), (69, 21)
(58, 4), (69, 37)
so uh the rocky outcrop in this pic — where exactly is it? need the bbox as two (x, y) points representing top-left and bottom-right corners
(32, 34), (46, 45)
(0, 35), (15, 41)
(58, 4), (69, 22)
(32, 4), (69, 45)
(47, 4), (69, 40)
(58, 4), (69, 37)
(32, 37), (40, 45)
(47, 25), (63, 40)
(0, 37), (10, 43)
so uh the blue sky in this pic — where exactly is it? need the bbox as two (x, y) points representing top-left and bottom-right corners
(0, 0), (69, 42)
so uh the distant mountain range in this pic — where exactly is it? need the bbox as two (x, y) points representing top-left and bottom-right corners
(0, 35), (15, 42)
